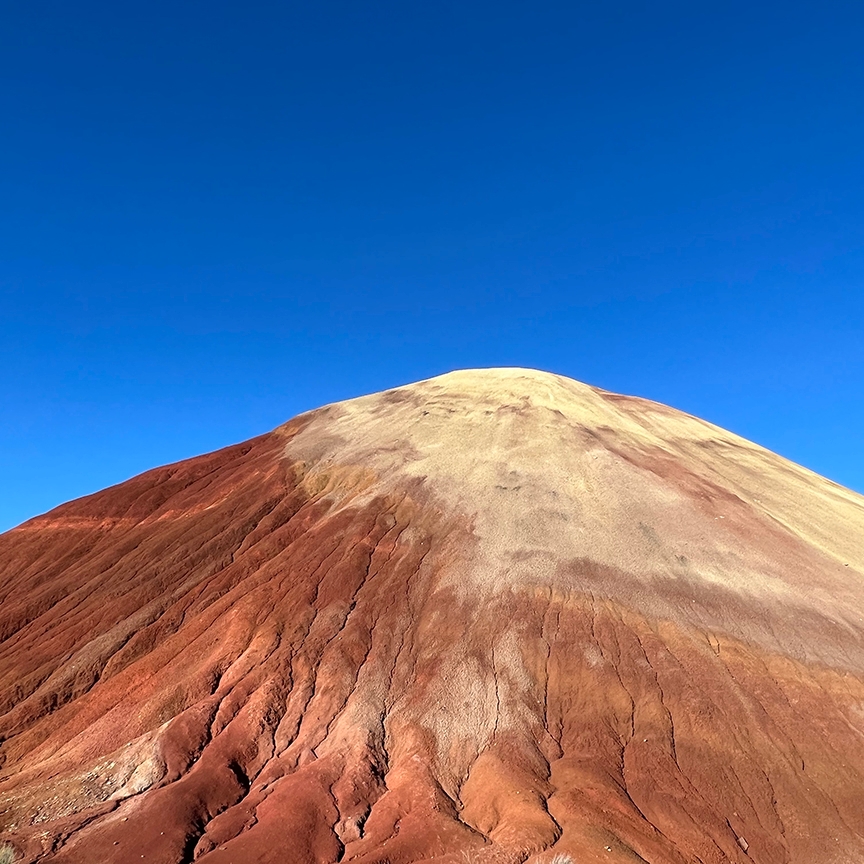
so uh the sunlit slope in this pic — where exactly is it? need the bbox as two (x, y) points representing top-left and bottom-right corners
(1, 368), (863, 864)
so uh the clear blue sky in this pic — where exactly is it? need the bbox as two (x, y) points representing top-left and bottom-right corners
(2, 1), (863, 531)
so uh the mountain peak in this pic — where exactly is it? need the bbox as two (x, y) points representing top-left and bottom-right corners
(2, 375), (863, 863)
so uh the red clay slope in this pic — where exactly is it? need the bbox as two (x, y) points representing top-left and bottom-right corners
(1, 369), (864, 864)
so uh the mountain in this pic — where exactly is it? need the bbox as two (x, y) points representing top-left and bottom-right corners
(1, 369), (863, 864)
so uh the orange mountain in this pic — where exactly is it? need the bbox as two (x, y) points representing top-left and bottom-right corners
(2, 369), (863, 864)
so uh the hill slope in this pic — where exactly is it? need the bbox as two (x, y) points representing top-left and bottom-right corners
(1, 369), (863, 864)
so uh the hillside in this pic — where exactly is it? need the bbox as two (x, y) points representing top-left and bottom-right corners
(1, 369), (863, 864)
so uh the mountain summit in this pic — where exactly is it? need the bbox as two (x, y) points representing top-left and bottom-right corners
(2, 369), (863, 863)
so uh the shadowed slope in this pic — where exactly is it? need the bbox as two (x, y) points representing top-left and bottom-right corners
(1, 369), (863, 864)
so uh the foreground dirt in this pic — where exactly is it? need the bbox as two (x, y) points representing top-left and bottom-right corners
(1, 369), (863, 864)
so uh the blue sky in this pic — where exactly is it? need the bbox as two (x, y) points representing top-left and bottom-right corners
(2, 0), (863, 531)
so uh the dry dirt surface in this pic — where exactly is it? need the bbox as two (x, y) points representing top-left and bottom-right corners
(1, 368), (864, 864)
